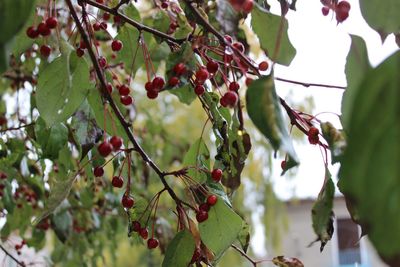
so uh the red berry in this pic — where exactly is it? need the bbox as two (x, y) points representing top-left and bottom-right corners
(122, 194), (134, 208)
(106, 83), (113, 93)
(308, 135), (319, 145)
(132, 221), (141, 232)
(168, 76), (179, 87)
(112, 176), (124, 188)
(245, 77), (253, 86)
(110, 136), (123, 151)
(207, 195), (218, 206)
(228, 82), (240, 91)
(120, 95), (133, 106)
(173, 63), (186, 76)
(26, 26), (39, 39)
(281, 160), (287, 170)
(242, 0), (254, 14)
(196, 211), (208, 223)
(98, 56), (107, 68)
(45, 17), (58, 29)
(93, 22), (101, 31)
(103, 13), (111, 21)
(337, 1), (351, 11)
(308, 126), (319, 137)
(40, 45), (51, 58)
(0, 173), (7, 180)
(258, 61), (269, 71)
(98, 141), (113, 157)
(147, 238), (159, 249)
(139, 227), (149, 239)
(147, 90), (159, 99)
(224, 35), (233, 43)
(113, 15), (122, 24)
(96, 0), (104, 3)
(199, 203), (210, 212)
(111, 40), (123, 52)
(118, 84), (130, 95)
(322, 6), (330, 16)
(206, 60), (219, 73)
(37, 22), (50, 36)
(93, 166), (104, 177)
(195, 68), (209, 82)
(145, 81), (154, 91)
(335, 1), (350, 22)
(222, 91), (238, 108)
(100, 22), (108, 30)
(76, 48), (85, 57)
(152, 77), (165, 90)
(194, 85), (205, 96)
(211, 169), (222, 182)
(232, 42), (245, 53)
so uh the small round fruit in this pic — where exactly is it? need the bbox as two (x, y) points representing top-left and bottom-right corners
(281, 160), (287, 170)
(120, 95), (133, 106)
(173, 63), (186, 75)
(168, 76), (179, 87)
(98, 141), (113, 157)
(93, 22), (101, 31)
(40, 45), (51, 58)
(258, 61), (269, 71)
(76, 48), (85, 57)
(223, 91), (239, 107)
(211, 169), (222, 182)
(45, 17), (58, 29)
(37, 22), (51, 36)
(207, 195), (218, 206)
(195, 68), (209, 82)
(232, 42), (245, 53)
(145, 81), (154, 91)
(100, 22), (108, 30)
(228, 82), (240, 91)
(98, 56), (107, 68)
(103, 13), (111, 21)
(152, 77), (165, 90)
(132, 221), (141, 232)
(199, 203), (210, 212)
(245, 77), (253, 86)
(147, 238), (159, 249)
(224, 35), (233, 43)
(308, 126), (319, 137)
(147, 90), (159, 99)
(321, 6), (330, 16)
(335, 1), (350, 22)
(110, 136), (123, 151)
(196, 211), (208, 223)
(242, 0), (254, 14)
(206, 60), (219, 73)
(122, 195), (134, 208)
(93, 166), (104, 177)
(106, 83), (113, 93)
(308, 135), (319, 145)
(161, 2), (168, 9)
(194, 85), (205, 96)
(111, 40), (123, 52)
(118, 84), (130, 95)
(112, 176), (124, 188)
(139, 227), (149, 239)
(26, 26), (39, 39)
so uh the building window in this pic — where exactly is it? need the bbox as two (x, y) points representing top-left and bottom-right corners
(337, 218), (362, 265)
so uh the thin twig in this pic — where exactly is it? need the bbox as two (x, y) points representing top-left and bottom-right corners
(0, 244), (25, 266)
(0, 123), (34, 133)
(231, 245), (257, 267)
(275, 77), (346, 89)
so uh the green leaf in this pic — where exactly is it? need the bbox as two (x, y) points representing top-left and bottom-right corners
(237, 221), (250, 253)
(115, 26), (142, 77)
(182, 138), (210, 183)
(360, 0), (400, 35)
(35, 119), (69, 160)
(251, 6), (296, 66)
(36, 46), (92, 126)
(169, 84), (197, 105)
(311, 168), (335, 252)
(246, 75), (298, 164)
(199, 197), (243, 258)
(341, 35), (371, 128)
(320, 122), (346, 164)
(338, 51), (400, 262)
(162, 230), (195, 267)
(121, 3), (141, 21)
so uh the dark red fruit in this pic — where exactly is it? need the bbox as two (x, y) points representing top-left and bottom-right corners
(335, 1), (350, 22)
(100, 22), (108, 30)
(118, 84), (130, 95)
(76, 48), (84, 57)
(98, 141), (113, 157)
(120, 95), (133, 106)
(93, 22), (101, 31)
(233, 42), (245, 53)
(195, 68), (209, 82)
(194, 85), (205, 96)
(145, 81), (154, 91)
(308, 135), (319, 145)
(98, 57), (107, 68)
(103, 13), (111, 21)
(211, 169), (222, 182)
(93, 166), (104, 177)
(37, 22), (50, 36)
(152, 77), (165, 90)
(173, 63), (186, 75)
(228, 82), (240, 91)
(139, 227), (149, 239)
(258, 61), (269, 71)
(322, 6), (330, 16)
(40, 45), (51, 58)
(221, 91), (238, 108)
(168, 76), (179, 87)
(110, 136), (123, 151)
(111, 40), (123, 52)
(161, 2), (168, 9)
(206, 60), (219, 73)
(199, 203), (210, 212)
(207, 195), (218, 206)
(132, 221), (141, 232)
(196, 211), (208, 223)
(112, 176), (124, 188)
(0, 173), (7, 180)
(26, 26), (39, 39)
(224, 35), (233, 43)
(106, 83), (113, 93)
(147, 238), (159, 249)
(45, 17), (58, 29)
(281, 160), (287, 170)
(245, 77), (253, 86)
(122, 194), (134, 208)
(242, 0), (254, 14)
(113, 15), (122, 24)
(147, 90), (159, 99)
(308, 126), (319, 137)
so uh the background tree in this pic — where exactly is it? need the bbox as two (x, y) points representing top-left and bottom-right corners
(0, 0), (399, 266)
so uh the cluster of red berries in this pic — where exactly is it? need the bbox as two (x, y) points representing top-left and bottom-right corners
(26, 17), (58, 58)
(321, 1), (351, 23)
(14, 240), (27, 255)
(97, 136), (123, 157)
(196, 194), (218, 223)
(169, 62), (187, 87)
(37, 218), (51, 231)
(145, 76), (166, 99)
(13, 184), (38, 209)
(131, 220), (159, 249)
(229, 0), (254, 14)
(115, 84), (133, 106)
(308, 126), (320, 145)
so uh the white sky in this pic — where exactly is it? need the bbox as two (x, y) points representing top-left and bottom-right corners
(268, 0), (399, 200)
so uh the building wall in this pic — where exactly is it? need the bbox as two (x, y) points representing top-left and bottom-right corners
(277, 198), (386, 267)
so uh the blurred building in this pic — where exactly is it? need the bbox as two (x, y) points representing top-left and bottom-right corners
(282, 197), (386, 267)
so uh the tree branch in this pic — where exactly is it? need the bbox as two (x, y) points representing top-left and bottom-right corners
(275, 77), (346, 89)
(0, 123), (34, 133)
(231, 245), (257, 267)
(66, 0), (188, 209)
(0, 244), (25, 267)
